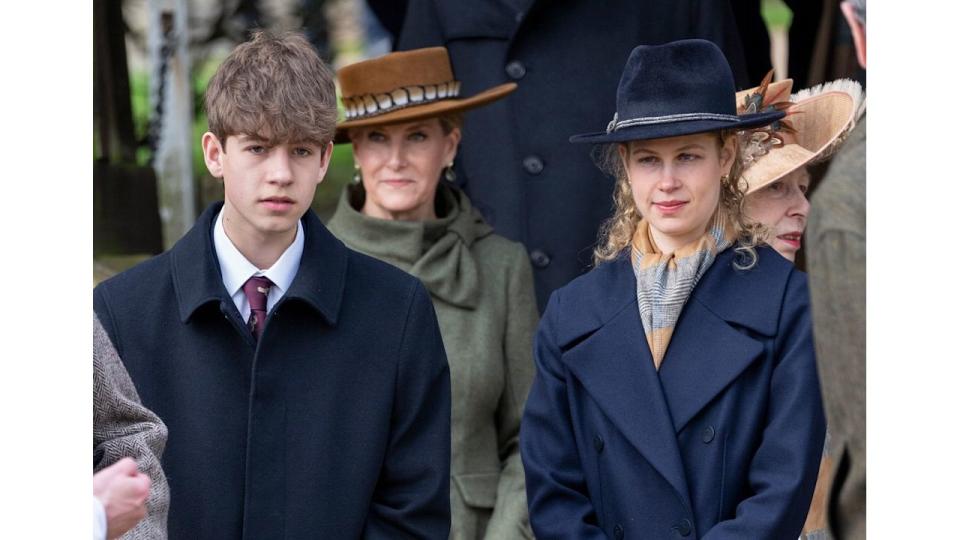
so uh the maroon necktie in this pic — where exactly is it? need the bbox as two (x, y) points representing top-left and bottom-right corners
(242, 276), (273, 340)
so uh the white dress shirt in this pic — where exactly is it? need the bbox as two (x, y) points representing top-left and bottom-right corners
(213, 209), (304, 323)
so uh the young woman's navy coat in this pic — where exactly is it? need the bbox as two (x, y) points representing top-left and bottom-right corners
(521, 247), (826, 539)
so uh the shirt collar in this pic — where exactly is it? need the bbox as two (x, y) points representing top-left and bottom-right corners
(212, 208), (304, 297)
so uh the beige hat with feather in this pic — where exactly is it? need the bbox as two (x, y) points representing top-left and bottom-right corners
(736, 71), (865, 193)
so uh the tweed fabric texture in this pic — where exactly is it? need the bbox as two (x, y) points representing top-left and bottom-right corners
(94, 314), (169, 539)
(631, 214), (735, 368)
(806, 118), (866, 540)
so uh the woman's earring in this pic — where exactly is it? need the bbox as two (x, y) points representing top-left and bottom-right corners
(721, 174), (729, 184)
(352, 165), (362, 184)
(444, 162), (456, 182)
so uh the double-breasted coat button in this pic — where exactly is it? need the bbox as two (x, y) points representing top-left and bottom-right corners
(702, 425), (716, 443)
(505, 60), (526, 80)
(674, 518), (693, 537)
(593, 435), (604, 452)
(522, 155), (544, 175)
(613, 524), (624, 539)
(529, 249), (551, 269)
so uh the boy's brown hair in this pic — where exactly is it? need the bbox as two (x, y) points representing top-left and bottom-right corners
(205, 30), (337, 151)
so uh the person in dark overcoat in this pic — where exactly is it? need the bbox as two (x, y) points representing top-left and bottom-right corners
(397, 0), (750, 311)
(520, 40), (826, 539)
(94, 32), (451, 539)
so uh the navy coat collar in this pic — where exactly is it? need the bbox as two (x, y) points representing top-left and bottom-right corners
(555, 246), (793, 508)
(170, 202), (348, 326)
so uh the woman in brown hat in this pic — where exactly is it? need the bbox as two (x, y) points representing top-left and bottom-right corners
(326, 47), (537, 539)
(736, 75), (864, 540)
(738, 74), (865, 263)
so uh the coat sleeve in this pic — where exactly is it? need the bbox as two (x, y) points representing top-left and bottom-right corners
(806, 227), (866, 539)
(521, 291), (608, 540)
(396, 0), (445, 50)
(484, 245), (538, 539)
(363, 281), (452, 540)
(702, 270), (827, 539)
(93, 313), (170, 540)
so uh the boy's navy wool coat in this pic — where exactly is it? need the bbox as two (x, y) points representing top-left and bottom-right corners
(94, 203), (452, 539)
(520, 247), (826, 539)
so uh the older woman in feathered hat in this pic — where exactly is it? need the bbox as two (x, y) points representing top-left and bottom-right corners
(738, 72), (865, 263)
(520, 39), (826, 539)
(326, 47), (538, 539)
(735, 72), (865, 540)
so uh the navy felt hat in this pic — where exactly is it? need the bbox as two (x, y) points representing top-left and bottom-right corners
(570, 39), (785, 144)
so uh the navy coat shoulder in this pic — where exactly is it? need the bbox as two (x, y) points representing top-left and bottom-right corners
(398, 0), (749, 310)
(94, 202), (452, 539)
(520, 246), (826, 539)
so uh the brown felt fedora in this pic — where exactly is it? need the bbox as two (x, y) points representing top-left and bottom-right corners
(334, 47), (516, 143)
(736, 76), (864, 194)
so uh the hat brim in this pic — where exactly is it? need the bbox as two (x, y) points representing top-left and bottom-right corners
(569, 110), (785, 144)
(334, 82), (517, 143)
(744, 91), (856, 193)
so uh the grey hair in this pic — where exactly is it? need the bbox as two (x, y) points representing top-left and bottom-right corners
(843, 0), (865, 22)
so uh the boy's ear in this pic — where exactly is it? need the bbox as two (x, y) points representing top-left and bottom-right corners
(201, 132), (225, 178)
(316, 141), (335, 184)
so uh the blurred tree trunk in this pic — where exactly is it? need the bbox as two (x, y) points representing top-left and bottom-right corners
(94, 0), (135, 163)
(149, 0), (197, 249)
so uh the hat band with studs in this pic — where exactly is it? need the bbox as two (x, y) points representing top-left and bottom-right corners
(606, 112), (741, 134)
(342, 80), (463, 120)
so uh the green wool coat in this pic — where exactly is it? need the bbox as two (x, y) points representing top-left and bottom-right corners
(327, 183), (538, 539)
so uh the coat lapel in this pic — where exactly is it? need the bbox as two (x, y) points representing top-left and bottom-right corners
(558, 257), (693, 510)
(657, 248), (787, 433)
(657, 296), (763, 433)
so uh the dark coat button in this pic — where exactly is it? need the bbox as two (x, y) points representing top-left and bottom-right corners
(702, 425), (716, 443)
(522, 155), (544, 175)
(505, 60), (526, 79)
(613, 524), (624, 539)
(529, 249), (551, 269)
(674, 518), (692, 537)
(593, 435), (604, 452)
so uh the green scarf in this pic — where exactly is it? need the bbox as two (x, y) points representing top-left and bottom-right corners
(326, 183), (494, 309)
(631, 213), (736, 369)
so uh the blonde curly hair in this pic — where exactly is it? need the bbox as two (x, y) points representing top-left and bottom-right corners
(592, 131), (764, 269)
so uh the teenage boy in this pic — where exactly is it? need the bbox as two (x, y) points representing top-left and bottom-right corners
(94, 31), (451, 539)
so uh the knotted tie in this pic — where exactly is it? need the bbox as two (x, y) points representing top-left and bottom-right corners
(242, 276), (273, 340)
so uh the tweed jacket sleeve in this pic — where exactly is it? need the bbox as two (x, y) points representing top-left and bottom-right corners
(805, 119), (866, 540)
(484, 244), (538, 539)
(93, 314), (170, 540)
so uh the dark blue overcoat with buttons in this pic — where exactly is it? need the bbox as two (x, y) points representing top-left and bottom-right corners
(520, 247), (826, 539)
(397, 0), (749, 311)
(94, 203), (452, 539)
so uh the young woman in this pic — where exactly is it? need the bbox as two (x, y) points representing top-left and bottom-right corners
(520, 40), (826, 539)
(737, 75), (864, 539)
(327, 47), (538, 539)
